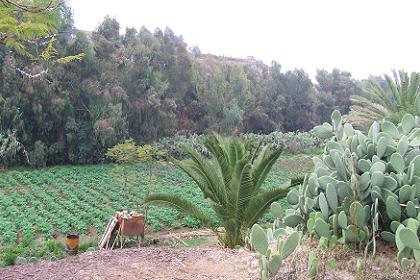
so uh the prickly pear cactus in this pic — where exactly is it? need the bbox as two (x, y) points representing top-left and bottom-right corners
(250, 202), (301, 279)
(285, 110), (420, 265)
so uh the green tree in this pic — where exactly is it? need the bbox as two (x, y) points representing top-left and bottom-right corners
(106, 139), (166, 218)
(347, 70), (420, 129)
(315, 68), (361, 123)
(243, 61), (280, 133)
(193, 57), (251, 134)
(144, 135), (302, 248)
(106, 139), (140, 192)
(281, 69), (318, 131)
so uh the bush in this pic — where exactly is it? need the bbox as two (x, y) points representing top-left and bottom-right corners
(0, 240), (67, 267)
(77, 237), (98, 253)
(43, 239), (64, 255)
(1, 245), (25, 266)
(284, 110), (420, 267)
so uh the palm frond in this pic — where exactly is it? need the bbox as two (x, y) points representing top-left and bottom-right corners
(176, 145), (227, 205)
(347, 70), (420, 130)
(244, 178), (303, 228)
(243, 185), (290, 228)
(250, 138), (264, 164)
(143, 193), (216, 229)
(204, 135), (232, 188)
(385, 73), (402, 106)
(227, 158), (253, 223)
(251, 146), (283, 191)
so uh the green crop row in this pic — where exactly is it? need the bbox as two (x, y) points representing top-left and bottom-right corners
(0, 151), (316, 246)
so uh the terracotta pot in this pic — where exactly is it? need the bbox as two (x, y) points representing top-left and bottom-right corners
(66, 234), (79, 255)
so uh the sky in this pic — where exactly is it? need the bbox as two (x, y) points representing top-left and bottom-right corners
(69, 0), (420, 79)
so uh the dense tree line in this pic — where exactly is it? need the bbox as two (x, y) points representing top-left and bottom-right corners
(0, 11), (363, 166)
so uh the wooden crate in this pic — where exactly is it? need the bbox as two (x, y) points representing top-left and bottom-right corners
(119, 214), (145, 238)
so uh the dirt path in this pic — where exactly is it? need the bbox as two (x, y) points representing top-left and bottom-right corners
(0, 247), (258, 280)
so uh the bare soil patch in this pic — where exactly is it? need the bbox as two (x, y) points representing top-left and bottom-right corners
(277, 155), (314, 173)
(0, 247), (257, 280)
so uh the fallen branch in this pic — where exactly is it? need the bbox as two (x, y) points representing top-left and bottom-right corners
(15, 66), (48, 79)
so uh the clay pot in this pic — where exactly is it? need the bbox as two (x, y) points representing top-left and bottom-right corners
(65, 234), (79, 255)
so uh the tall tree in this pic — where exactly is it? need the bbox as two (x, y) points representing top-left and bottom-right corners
(281, 69), (318, 131)
(315, 68), (361, 123)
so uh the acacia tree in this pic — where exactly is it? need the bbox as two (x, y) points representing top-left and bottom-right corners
(0, 0), (83, 80)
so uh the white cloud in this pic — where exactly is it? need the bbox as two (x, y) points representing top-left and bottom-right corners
(69, 0), (420, 79)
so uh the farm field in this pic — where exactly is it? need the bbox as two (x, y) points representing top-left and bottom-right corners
(0, 151), (319, 247)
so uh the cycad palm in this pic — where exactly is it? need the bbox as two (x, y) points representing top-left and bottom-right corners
(347, 70), (420, 129)
(143, 135), (302, 248)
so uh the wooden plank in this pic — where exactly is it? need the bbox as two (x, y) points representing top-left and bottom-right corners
(98, 216), (118, 249)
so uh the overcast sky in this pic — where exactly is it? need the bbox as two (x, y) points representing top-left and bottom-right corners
(69, 0), (420, 79)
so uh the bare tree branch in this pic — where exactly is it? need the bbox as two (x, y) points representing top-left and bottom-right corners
(14, 65), (48, 79)
(1, 0), (63, 13)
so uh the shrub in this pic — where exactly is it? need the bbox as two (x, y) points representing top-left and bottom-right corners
(285, 110), (420, 266)
(1, 245), (25, 266)
(43, 239), (64, 255)
(154, 131), (323, 160)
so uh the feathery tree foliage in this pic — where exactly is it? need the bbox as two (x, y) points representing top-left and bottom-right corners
(143, 135), (303, 248)
(347, 70), (420, 130)
(0, 0), (83, 78)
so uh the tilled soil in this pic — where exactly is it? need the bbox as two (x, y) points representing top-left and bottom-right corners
(0, 247), (258, 280)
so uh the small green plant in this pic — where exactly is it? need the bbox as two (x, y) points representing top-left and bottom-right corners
(250, 202), (301, 279)
(14, 256), (27, 265)
(308, 251), (320, 278)
(327, 258), (337, 271)
(43, 239), (64, 255)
